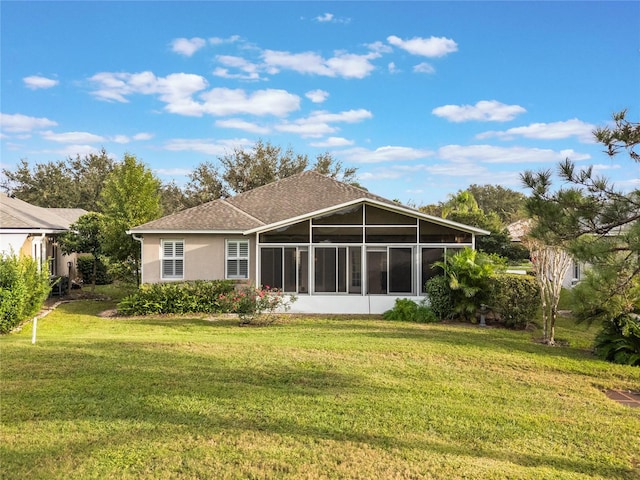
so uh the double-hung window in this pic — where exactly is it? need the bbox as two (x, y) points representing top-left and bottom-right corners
(227, 240), (249, 279)
(162, 239), (184, 280)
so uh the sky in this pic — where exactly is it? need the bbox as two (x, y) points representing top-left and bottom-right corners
(1, 1), (639, 207)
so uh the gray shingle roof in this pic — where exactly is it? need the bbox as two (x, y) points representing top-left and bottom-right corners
(0, 195), (87, 231)
(132, 171), (398, 232)
(130, 171), (489, 235)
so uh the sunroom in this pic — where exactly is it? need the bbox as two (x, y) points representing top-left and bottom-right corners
(250, 200), (484, 314)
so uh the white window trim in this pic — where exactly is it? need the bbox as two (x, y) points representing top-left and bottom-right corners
(226, 239), (250, 279)
(161, 239), (184, 280)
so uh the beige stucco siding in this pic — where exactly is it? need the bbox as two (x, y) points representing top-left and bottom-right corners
(141, 233), (255, 284)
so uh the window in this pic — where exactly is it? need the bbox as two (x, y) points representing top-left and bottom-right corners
(227, 240), (249, 279)
(260, 247), (308, 294)
(313, 246), (361, 294)
(367, 247), (414, 294)
(162, 239), (184, 279)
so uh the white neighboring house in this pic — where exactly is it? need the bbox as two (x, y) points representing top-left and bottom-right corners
(507, 218), (583, 288)
(0, 194), (87, 286)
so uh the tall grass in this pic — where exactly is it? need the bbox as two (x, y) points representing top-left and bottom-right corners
(1, 296), (638, 479)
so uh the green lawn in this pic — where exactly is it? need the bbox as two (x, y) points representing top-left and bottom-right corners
(1, 294), (639, 479)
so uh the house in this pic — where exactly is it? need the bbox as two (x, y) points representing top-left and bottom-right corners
(507, 218), (582, 288)
(129, 171), (489, 314)
(0, 194), (87, 283)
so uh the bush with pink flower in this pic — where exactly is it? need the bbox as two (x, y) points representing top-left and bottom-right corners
(218, 285), (296, 325)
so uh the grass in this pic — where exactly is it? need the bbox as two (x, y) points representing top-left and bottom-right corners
(1, 288), (639, 479)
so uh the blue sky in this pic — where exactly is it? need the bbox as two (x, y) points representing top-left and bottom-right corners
(1, 1), (639, 206)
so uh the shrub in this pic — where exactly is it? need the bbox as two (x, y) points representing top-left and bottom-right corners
(485, 274), (541, 328)
(0, 255), (51, 334)
(117, 280), (236, 316)
(435, 248), (505, 322)
(594, 314), (640, 366)
(383, 298), (438, 323)
(77, 254), (112, 285)
(217, 285), (297, 325)
(425, 275), (453, 321)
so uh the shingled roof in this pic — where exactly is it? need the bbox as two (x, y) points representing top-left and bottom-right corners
(131, 171), (489, 235)
(0, 195), (86, 231)
(131, 171), (399, 232)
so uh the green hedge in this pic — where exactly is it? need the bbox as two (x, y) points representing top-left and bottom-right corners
(117, 280), (236, 316)
(485, 274), (540, 328)
(425, 276), (454, 321)
(77, 254), (112, 285)
(383, 298), (438, 323)
(0, 255), (51, 334)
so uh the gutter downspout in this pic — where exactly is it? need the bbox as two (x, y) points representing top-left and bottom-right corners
(132, 234), (144, 284)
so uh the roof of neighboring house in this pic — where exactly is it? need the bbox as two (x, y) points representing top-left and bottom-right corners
(131, 171), (490, 235)
(0, 194), (87, 232)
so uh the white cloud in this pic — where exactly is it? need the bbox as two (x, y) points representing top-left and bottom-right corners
(164, 138), (252, 156)
(316, 13), (334, 22)
(112, 135), (130, 144)
(23, 75), (59, 90)
(387, 35), (458, 57)
(309, 137), (354, 147)
(388, 62), (399, 74)
(437, 144), (591, 164)
(89, 71), (299, 118)
(170, 37), (206, 57)
(366, 41), (393, 54)
(315, 12), (350, 24)
(276, 109), (372, 138)
(262, 49), (379, 79)
(155, 168), (192, 176)
(214, 55), (262, 80)
(41, 130), (105, 144)
(306, 89), (329, 103)
(133, 132), (154, 141)
(341, 146), (433, 164)
(0, 113), (58, 133)
(476, 118), (596, 142)
(41, 144), (101, 158)
(89, 71), (208, 111)
(209, 35), (241, 45)
(413, 62), (435, 74)
(215, 118), (271, 134)
(200, 88), (300, 117)
(432, 100), (526, 122)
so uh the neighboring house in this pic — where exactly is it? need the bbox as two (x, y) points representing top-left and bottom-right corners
(507, 218), (583, 288)
(0, 194), (87, 280)
(129, 171), (490, 314)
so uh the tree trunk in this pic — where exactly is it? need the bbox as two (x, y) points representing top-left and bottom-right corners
(91, 256), (97, 292)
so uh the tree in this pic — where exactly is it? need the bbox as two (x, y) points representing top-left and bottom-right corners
(467, 184), (528, 224)
(185, 140), (360, 202)
(183, 161), (229, 207)
(312, 152), (358, 184)
(523, 237), (572, 344)
(99, 154), (163, 284)
(522, 110), (640, 358)
(58, 212), (105, 291)
(220, 140), (308, 194)
(0, 149), (115, 211)
(160, 181), (190, 214)
(1, 159), (73, 207)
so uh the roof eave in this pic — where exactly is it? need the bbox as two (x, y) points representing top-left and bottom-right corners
(127, 229), (246, 235)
